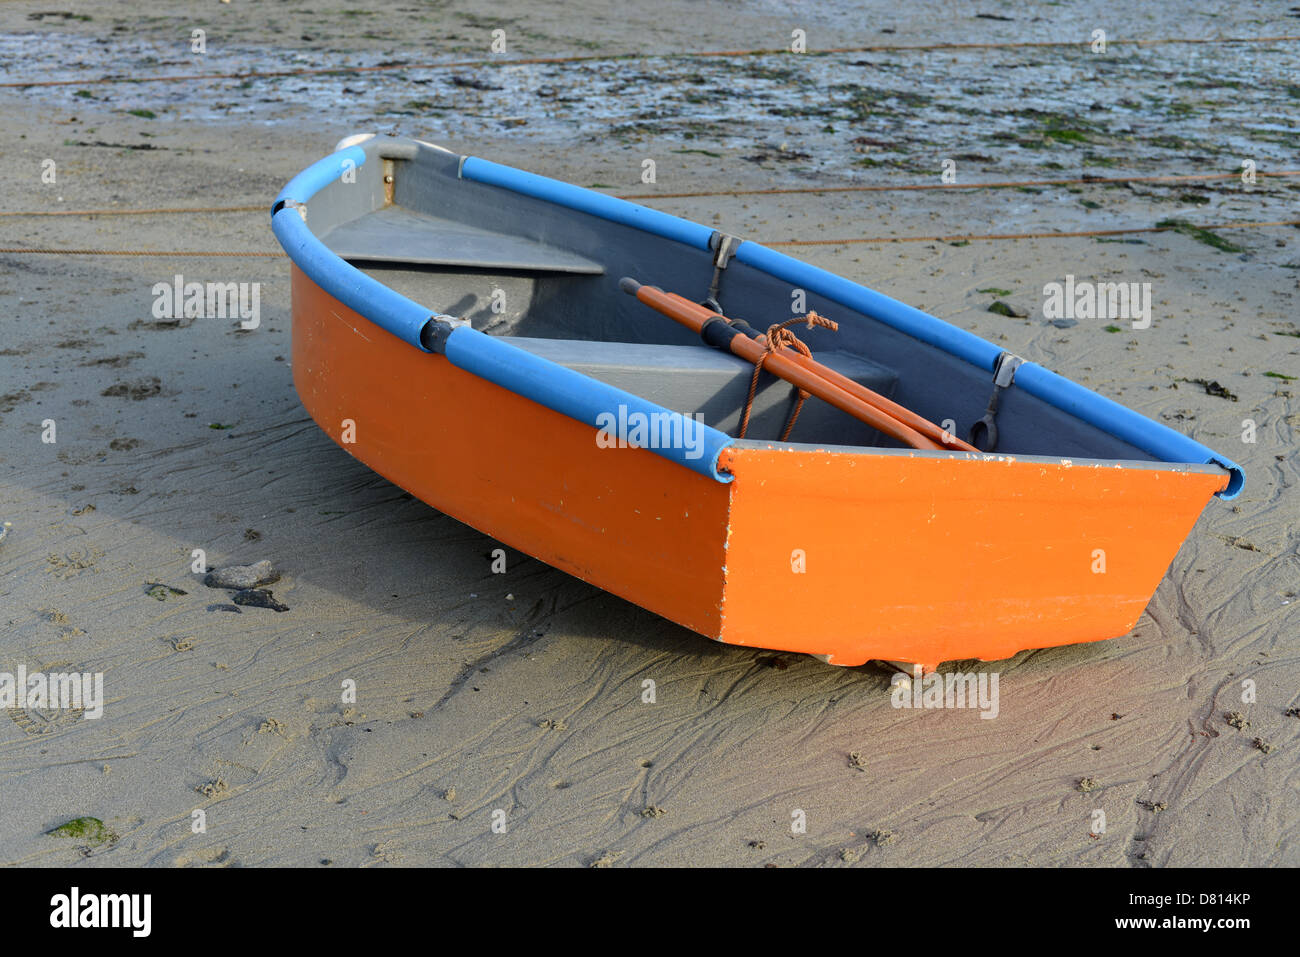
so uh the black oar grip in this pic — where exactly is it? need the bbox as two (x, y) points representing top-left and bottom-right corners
(701, 314), (741, 350)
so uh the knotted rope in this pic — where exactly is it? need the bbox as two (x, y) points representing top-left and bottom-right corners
(737, 311), (839, 441)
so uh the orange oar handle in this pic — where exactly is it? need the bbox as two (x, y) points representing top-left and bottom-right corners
(658, 290), (974, 452)
(779, 350), (977, 452)
(743, 346), (944, 451)
(622, 280), (944, 452)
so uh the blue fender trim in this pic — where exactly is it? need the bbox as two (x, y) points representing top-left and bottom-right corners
(731, 240), (1243, 499)
(270, 143), (733, 483)
(734, 241), (1004, 371)
(443, 326), (734, 482)
(1013, 363), (1244, 498)
(460, 157), (715, 251)
(274, 145), (368, 210)
(274, 143), (1243, 498)
(271, 146), (435, 349)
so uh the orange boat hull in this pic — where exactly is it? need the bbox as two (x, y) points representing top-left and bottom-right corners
(292, 268), (1227, 670)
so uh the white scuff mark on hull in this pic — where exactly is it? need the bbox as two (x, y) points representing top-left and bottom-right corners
(329, 308), (371, 342)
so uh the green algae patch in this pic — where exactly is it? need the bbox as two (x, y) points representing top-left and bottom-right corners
(47, 817), (118, 846)
(1156, 218), (1245, 253)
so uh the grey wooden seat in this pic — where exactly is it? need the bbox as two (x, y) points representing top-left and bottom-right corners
(321, 204), (605, 275)
(506, 337), (899, 446)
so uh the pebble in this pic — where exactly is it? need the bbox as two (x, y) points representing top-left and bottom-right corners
(204, 560), (280, 590)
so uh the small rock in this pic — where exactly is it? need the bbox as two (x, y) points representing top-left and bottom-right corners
(1048, 318), (1078, 329)
(1202, 380), (1237, 400)
(204, 560), (279, 590)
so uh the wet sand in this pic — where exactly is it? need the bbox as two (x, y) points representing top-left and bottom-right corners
(0, 1), (1296, 866)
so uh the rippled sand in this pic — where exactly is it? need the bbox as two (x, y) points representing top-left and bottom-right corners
(0, 0), (1296, 866)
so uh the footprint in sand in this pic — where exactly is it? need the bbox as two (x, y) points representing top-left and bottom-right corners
(45, 547), (103, 578)
(8, 707), (85, 735)
(174, 846), (231, 867)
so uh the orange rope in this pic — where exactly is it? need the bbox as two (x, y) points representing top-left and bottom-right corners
(2, 172), (1295, 221)
(0, 205), (265, 218)
(767, 219), (1300, 247)
(2, 215), (1295, 256)
(738, 312), (838, 441)
(618, 170), (1300, 200)
(0, 247), (281, 256)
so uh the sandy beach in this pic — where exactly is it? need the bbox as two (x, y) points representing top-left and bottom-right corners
(0, 0), (1296, 867)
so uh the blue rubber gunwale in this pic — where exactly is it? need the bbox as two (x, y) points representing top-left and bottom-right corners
(727, 241), (1244, 498)
(460, 156), (1242, 499)
(272, 142), (1243, 499)
(271, 144), (733, 482)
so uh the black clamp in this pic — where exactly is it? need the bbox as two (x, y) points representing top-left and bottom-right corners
(701, 232), (739, 313)
(419, 314), (470, 353)
(969, 351), (1024, 452)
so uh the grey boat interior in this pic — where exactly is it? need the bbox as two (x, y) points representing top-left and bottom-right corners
(306, 139), (1169, 462)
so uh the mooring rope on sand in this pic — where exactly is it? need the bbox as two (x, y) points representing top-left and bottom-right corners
(765, 219), (1300, 246)
(2, 217), (1296, 257)
(4, 169), (1296, 219)
(2, 34), (1297, 88)
(0, 205), (266, 218)
(0, 247), (284, 256)
(618, 170), (1300, 200)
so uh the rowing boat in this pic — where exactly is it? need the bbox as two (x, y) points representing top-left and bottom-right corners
(271, 133), (1243, 674)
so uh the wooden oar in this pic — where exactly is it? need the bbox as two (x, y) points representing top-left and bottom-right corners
(654, 290), (977, 453)
(620, 278), (947, 452)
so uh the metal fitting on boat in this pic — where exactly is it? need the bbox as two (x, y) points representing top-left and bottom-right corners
(702, 231), (740, 313)
(419, 314), (470, 353)
(969, 351), (1024, 452)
